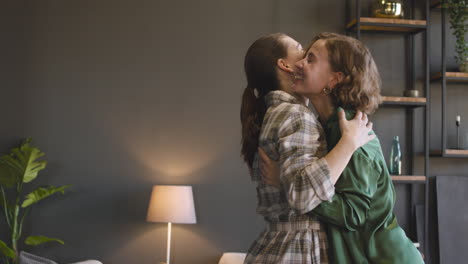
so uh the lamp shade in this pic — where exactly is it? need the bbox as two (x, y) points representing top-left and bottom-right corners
(146, 185), (197, 224)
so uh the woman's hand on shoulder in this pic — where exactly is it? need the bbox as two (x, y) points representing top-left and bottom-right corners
(338, 108), (375, 150)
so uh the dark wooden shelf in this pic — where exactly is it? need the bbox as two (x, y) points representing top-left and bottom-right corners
(445, 149), (468, 155)
(381, 96), (427, 107)
(346, 17), (427, 33)
(431, 72), (468, 82)
(431, 149), (468, 157)
(391, 175), (427, 184)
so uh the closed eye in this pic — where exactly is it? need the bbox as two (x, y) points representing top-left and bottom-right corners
(307, 52), (316, 63)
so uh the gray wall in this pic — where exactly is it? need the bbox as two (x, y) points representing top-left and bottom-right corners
(1, 0), (467, 263)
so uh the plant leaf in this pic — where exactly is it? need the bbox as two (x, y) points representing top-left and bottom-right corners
(0, 139), (47, 184)
(21, 185), (71, 208)
(445, 0), (468, 65)
(25, 235), (64, 246)
(0, 240), (15, 259)
(0, 164), (18, 188)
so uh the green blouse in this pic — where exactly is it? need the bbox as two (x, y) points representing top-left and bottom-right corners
(310, 109), (424, 264)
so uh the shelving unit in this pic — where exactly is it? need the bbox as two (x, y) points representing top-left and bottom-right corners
(346, 17), (427, 33)
(382, 96), (427, 107)
(392, 175), (427, 183)
(431, 71), (468, 82)
(431, 149), (468, 157)
(430, 1), (468, 158)
(345, 0), (430, 258)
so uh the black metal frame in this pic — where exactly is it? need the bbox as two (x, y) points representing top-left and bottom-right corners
(424, 0), (431, 259)
(442, 5), (448, 156)
(428, 1), (468, 158)
(344, 0), (431, 258)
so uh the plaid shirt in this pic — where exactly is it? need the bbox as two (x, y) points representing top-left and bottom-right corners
(245, 91), (335, 264)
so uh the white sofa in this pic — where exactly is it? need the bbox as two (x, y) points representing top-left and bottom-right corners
(218, 253), (247, 264)
(19, 251), (102, 264)
(70, 261), (102, 264)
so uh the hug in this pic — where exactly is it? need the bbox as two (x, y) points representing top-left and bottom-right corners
(240, 32), (424, 264)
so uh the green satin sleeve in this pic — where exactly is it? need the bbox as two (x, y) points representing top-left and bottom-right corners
(310, 150), (380, 231)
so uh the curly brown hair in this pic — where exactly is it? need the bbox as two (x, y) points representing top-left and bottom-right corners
(307, 32), (382, 114)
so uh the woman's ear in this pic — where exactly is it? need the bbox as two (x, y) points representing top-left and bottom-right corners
(329, 72), (345, 89)
(277, 58), (294, 73)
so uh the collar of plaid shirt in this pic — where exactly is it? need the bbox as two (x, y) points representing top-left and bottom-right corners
(264, 90), (304, 107)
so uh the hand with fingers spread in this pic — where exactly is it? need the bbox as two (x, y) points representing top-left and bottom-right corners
(338, 108), (375, 151)
(258, 148), (281, 188)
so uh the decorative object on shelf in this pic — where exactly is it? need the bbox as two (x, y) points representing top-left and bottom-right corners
(441, 0), (468, 72)
(459, 57), (468, 72)
(371, 0), (404, 18)
(456, 115), (461, 149)
(147, 185), (197, 264)
(0, 138), (70, 264)
(389, 136), (402, 175)
(404, 89), (420, 97)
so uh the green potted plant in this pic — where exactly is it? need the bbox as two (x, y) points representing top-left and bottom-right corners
(442, 0), (468, 72)
(0, 138), (70, 264)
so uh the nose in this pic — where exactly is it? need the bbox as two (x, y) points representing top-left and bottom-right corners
(295, 58), (305, 69)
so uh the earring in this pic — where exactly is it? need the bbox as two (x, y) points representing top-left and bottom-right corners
(253, 88), (259, 98)
(323, 86), (332, 94)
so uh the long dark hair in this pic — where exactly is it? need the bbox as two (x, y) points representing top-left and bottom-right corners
(240, 33), (289, 168)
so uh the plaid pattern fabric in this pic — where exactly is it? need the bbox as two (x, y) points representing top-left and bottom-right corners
(245, 91), (334, 264)
(245, 220), (329, 264)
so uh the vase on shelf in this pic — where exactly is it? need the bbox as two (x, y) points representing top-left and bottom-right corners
(458, 57), (468, 72)
(371, 0), (404, 19)
(389, 136), (402, 175)
(442, 1), (468, 73)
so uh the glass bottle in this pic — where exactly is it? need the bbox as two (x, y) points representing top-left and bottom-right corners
(389, 136), (402, 175)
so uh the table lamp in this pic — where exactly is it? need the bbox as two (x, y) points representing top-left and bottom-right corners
(146, 185), (197, 264)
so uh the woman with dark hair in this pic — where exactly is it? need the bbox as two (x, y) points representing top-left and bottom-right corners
(240, 33), (375, 264)
(261, 32), (424, 263)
